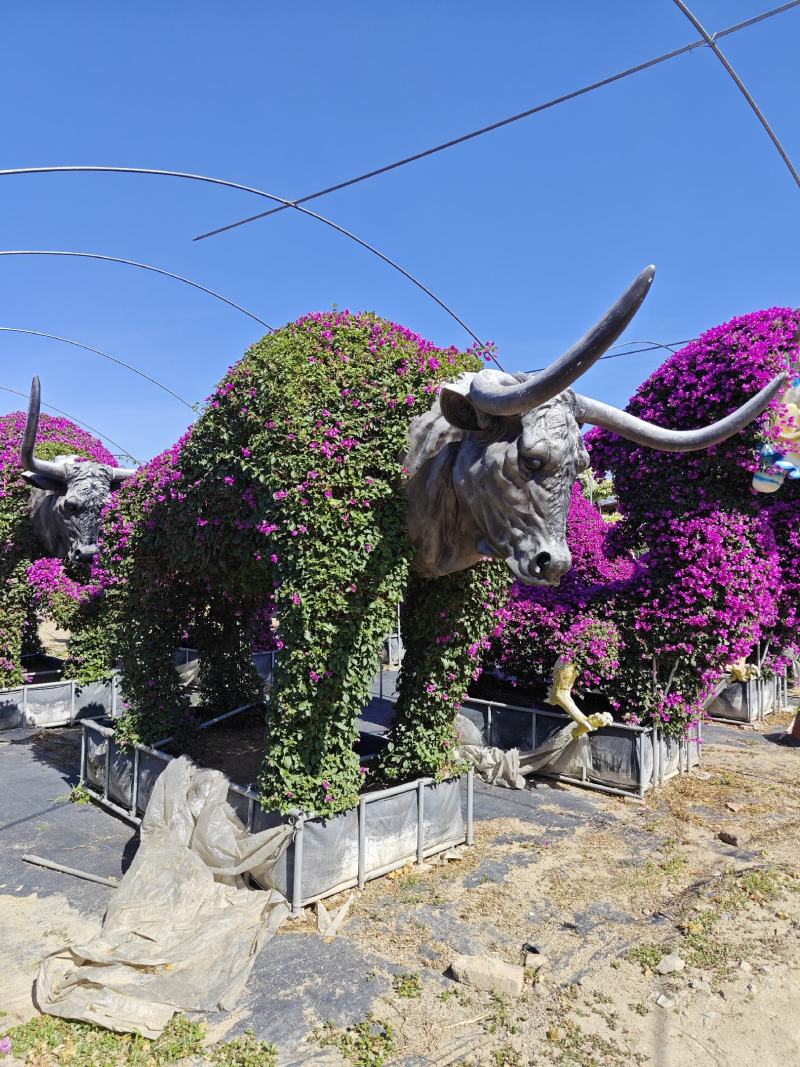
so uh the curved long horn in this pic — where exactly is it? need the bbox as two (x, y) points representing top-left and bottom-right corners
(108, 465), (137, 484)
(20, 376), (68, 480)
(575, 373), (786, 452)
(469, 265), (656, 416)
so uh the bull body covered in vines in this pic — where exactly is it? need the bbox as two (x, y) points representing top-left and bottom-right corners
(95, 266), (782, 814)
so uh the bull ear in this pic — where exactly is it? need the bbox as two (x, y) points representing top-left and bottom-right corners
(439, 385), (483, 431)
(20, 470), (65, 492)
(439, 373), (508, 431)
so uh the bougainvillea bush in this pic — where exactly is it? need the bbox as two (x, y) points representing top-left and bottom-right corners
(486, 484), (632, 693)
(759, 499), (800, 666)
(486, 308), (799, 735)
(588, 308), (799, 730)
(588, 307), (800, 530)
(0, 411), (114, 686)
(98, 312), (508, 815)
(604, 507), (780, 729)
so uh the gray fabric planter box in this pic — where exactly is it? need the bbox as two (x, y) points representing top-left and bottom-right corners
(706, 676), (778, 723)
(175, 648), (277, 686)
(459, 696), (700, 798)
(0, 676), (120, 731)
(80, 719), (471, 915)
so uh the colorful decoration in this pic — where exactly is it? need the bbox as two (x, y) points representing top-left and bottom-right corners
(753, 369), (800, 492)
(545, 657), (613, 738)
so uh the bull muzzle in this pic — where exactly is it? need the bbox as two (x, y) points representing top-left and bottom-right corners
(68, 543), (98, 568)
(513, 544), (572, 587)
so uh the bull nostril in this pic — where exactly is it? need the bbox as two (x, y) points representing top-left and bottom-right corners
(534, 551), (551, 572)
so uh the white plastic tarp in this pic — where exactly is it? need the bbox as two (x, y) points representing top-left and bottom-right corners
(36, 756), (293, 1038)
(456, 712), (590, 788)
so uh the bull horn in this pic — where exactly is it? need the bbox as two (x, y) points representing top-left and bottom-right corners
(108, 464), (137, 483)
(469, 265), (656, 416)
(20, 376), (68, 481)
(575, 373), (786, 452)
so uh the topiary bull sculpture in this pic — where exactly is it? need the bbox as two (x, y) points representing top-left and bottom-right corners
(20, 377), (135, 568)
(0, 383), (126, 686)
(98, 266), (783, 813)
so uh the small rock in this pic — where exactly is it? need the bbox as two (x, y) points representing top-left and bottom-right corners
(525, 952), (548, 971)
(442, 848), (463, 862)
(656, 954), (685, 975)
(450, 954), (524, 997)
(656, 993), (676, 1009)
(726, 802), (743, 813)
(739, 960), (752, 973)
(718, 827), (748, 847)
(688, 978), (708, 990)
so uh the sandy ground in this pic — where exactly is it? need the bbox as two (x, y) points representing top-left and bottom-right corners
(0, 893), (100, 1027)
(36, 619), (69, 660)
(327, 706), (800, 1065)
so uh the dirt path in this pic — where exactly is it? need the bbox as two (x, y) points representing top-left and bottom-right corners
(321, 710), (800, 1065)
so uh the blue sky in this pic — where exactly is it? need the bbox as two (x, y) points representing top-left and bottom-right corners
(1, 1), (798, 462)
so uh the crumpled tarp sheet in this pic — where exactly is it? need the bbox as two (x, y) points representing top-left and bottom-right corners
(175, 658), (201, 690)
(456, 713), (590, 789)
(36, 756), (293, 1038)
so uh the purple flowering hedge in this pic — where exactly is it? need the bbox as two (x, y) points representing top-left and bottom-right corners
(0, 410), (114, 686)
(487, 308), (799, 734)
(96, 312), (509, 815)
(487, 484), (631, 695)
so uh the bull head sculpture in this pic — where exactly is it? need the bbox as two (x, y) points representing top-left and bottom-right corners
(406, 265), (785, 585)
(20, 376), (136, 569)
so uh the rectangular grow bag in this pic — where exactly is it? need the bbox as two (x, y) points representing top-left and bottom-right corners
(79, 718), (472, 915)
(0, 676), (121, 731)
(460, 696), (701, 798)
(706, 676), (779, 723)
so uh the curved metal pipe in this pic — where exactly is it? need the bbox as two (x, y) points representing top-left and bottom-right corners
(0, 250), (273, 330)
(576, 373), (786, 451)
(188, 2), (800, 236)
(672, 0), (800, 190)
(0, 382), (139, 460)
(0, 326), (194, 410)
(0, 166), (492, 359)
(469, 265), (655, 415)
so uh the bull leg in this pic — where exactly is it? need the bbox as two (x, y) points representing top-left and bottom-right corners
(114, 577), (192, 745)
(379, 565), (511, 783)
(545, 657), (613, 739)
(0, 558), (35, 687)
(259, 554), (410, 814)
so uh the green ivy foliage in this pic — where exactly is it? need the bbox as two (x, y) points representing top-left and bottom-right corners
(99, 311), (503, 813)
(380, 566), (509, 783)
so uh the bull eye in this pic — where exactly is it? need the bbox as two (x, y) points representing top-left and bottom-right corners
(518, 444), (550, 477)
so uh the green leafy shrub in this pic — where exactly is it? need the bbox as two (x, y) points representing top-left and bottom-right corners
(98, 312), (506, 812)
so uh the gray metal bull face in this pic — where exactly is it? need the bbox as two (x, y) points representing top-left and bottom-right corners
(405, 266), (785, 586)
(19, 377), (135, 570)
